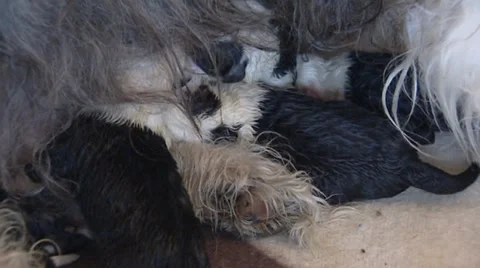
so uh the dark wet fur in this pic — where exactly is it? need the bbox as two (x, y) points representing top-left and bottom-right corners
(209, 88), (478, 205)
(345, 52), (450, 145)
(255, 89), (478, 204)
(26, 116), (209, 268)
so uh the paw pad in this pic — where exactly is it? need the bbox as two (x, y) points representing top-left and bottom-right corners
(235, 194), (268, 223)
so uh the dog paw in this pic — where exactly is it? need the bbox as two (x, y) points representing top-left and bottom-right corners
(173, 141), (325, 242)
(235, 192), (269, 223)
(264, 69), (295, 88)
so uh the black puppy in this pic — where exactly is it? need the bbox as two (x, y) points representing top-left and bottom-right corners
(344, 52), (450, 144)
(203, 86), (478, 205)
(27, 115), (209, 268)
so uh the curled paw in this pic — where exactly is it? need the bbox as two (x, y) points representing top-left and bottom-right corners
(235, 192), (269, 223)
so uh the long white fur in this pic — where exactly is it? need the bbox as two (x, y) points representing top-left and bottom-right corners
(386, 0), (480, 162)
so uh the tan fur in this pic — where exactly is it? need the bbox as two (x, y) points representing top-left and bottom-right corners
(170, 140), (331, 245)
(0, 203), (47, 268)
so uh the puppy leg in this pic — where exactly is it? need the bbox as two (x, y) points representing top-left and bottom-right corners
(170, 140), (328, 244)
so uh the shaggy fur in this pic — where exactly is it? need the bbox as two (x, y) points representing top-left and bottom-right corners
(0, 0), (276, 193)
(3, 0), (479, 267)
(0, 204), (54, 268)
(0, 0), (400, 193)
(187, 82), (479, 205)
(170, 141), (327, 241)
(384, 0), (480, 163)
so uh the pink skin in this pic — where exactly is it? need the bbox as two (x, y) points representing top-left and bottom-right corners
(235, 194), (269, 223)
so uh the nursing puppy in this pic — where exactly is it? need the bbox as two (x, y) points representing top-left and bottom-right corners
(260, 0), (480, 163)
(189, 82), (479, 206)
(191, 41), (449, 146)
(293, 52), (451, 146)
(26, 115), (209, 268)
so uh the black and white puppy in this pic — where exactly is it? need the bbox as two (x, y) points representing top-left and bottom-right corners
(190, 40), (448, 146)
(292, 52), (450, 145)
(26, 115), (209, 268)
(189, 82), (479, 206)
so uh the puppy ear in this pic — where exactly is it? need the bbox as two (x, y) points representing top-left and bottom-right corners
(192, 41), (246, 83)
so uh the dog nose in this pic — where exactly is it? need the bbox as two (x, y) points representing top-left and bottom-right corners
(192, 41), (247, 83)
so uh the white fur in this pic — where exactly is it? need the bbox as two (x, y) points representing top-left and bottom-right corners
(242, 46), (296, 87)
(241, 47), (352, 101)
(118, 49), (205, 94)
(198, 82), (267, 142)
(96, 102), (201, 147)
(94, 55), (210, 147)
(387, 0), (480, 162)
(295, 53), (352, 100)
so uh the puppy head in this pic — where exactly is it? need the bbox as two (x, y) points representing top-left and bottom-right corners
(185, 80), (268, 143)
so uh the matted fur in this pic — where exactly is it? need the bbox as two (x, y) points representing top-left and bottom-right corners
(170, 140), (329, 245)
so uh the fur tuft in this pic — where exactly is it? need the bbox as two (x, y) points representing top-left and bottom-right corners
(0, 203), (47, 268)
(170, 140), (329, 245)
(385, 0), (480, 162)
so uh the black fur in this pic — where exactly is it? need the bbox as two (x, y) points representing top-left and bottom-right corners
(345, 52), (449, 145)
(255, 89), (478, 204)
(192, 41), (247, 83)
(209, 88), (478, 205)
(190, 84), (221, 117)
(0, 173), (92, 260)
(270, 17), (298, 79)
(28, 116), (209, 268)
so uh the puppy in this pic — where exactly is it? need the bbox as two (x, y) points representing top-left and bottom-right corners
(189, 82), (479, 205)
(191, 41), (447, 146)
(26, 115), (209, 268)
(293, 52), (451, 145)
